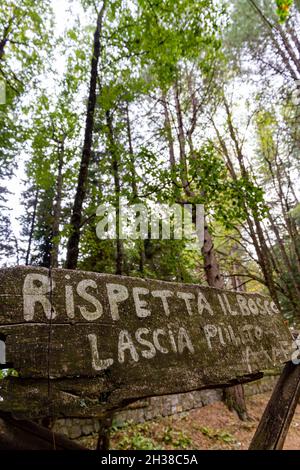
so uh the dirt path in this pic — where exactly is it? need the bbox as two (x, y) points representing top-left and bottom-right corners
(77, 392), (300, 450)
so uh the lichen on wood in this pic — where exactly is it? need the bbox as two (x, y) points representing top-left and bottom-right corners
(0, 266), (293, 418)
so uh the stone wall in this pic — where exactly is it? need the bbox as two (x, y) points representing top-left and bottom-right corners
(52, 374), (279, 439)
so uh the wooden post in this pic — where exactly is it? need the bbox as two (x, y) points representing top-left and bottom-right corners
(249, 361), (300, 450)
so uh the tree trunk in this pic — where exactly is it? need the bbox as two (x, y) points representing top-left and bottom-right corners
(126, 102), (138, 200)
(202, 222), (249, 420)
(268, 212), (300, 305)
(25, 189), (39, 266)
(0, 39), (7, 60)
(173, 85), (249, 421)
(0, 15), (14, 61)
(219, 104), (282, 308)
(51, 140), (64, 268)
(162, 92), (176, 167)
(249, 0), (299, 80)
(96, 414), (112, 451)
(224, 383), (249, 421)
(13, 236), (20, 265)
(65, 1), (106, 269)
(174, 81), (189, 188)
(106, 109), (124, 275)
(223, 263), (250, 421)
(202, 223), (224, 289)
(125, 102), (146, 275)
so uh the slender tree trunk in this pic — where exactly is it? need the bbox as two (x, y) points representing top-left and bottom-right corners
(173, 82), (249, 420)
(276, 24), (300, 76)
(106, 110), (124, 275)
(174, 81), (189, 188)
(186, 72), (199, 151)
(14, 236), (20, 265)
(162, 92), (176, 167)
(202, 220), (249, 420)
(221, 103), (282, 308)
(259, 148), (300, 273)
(249, 0), (299, 80)
(96, 414), (112, 451)
(126, 102), (145, 274)
(224, 262), (250, 421)
(0, 39), (7, 60)
(65, 1), (106, 269)
(0, 15), (14, 61)
(273, 157), (300, 271)
(126, 103), (138, 199)
(224, 28), (300, 309)
(253, 216), (281, 308)
(51, 140), (64, 268)
(25, 189), (39, 266)
(224, 382), (249, 421)
(202, 223), (224, 289)
(287, 21), (300, 59)
(268, 212), (300, 304)
(175, 86), (249, 420)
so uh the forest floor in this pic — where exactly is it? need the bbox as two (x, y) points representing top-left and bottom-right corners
(77, 391), (300, 450)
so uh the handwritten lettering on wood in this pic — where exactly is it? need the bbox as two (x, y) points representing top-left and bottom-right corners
(0, 267), (293, 418)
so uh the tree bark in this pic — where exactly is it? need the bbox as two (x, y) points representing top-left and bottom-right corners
(224, 263), (250, 421)
(221, 102), (282, 308)
(96, 414), (112, 451)
(51, 139), (64, 268)
(125, 101), (146, 275)
(106, 109), (124, 275)
(65, 1), (107, 269)
(0, 15), (15, 61)
(25, 189), (39, 266)
(224, 383), (249, 421)
(202, 223), (224, 289)
(248, 0), (300, 80)
(174, 80), (189, 188)
(162, 92), (176, 167)
(173, 79), (248, 420)
(126, 102), (138, 200)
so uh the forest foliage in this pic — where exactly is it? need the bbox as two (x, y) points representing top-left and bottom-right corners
(0, 0), (299, 325)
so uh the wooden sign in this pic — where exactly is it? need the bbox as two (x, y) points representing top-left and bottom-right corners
(0, 267), (293, 419)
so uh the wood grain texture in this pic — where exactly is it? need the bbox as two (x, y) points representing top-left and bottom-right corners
(0, 412), (87, 450)
(249, 361), (300, 450)
(0, 266), (293, 418)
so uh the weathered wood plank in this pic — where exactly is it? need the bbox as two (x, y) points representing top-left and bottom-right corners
(0, 371), (266, 419)
(0, 266), (293, 418)
(0, 412), (87, 450)
(249, 361), (300, 450)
